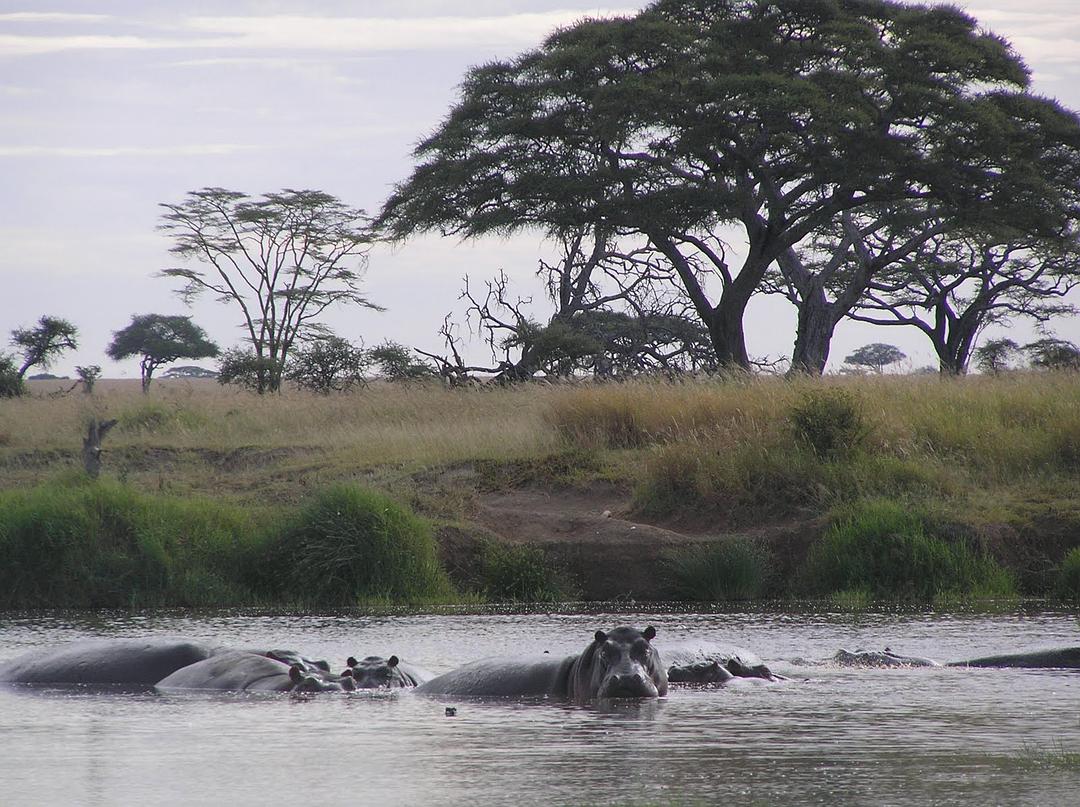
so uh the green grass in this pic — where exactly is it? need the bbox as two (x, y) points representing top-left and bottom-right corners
(1056, 547), (1080, 600)
(256, 484), (454, 606)
(661, 538), (773, 601)
(476, 539), (570, 602)
(803, 499), (1016, 602)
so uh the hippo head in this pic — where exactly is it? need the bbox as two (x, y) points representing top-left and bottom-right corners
(573, 626), (667, 701)
(667, 659), (734, 685)
(345, 655), (414, 689)
(288, 665), (355, 693)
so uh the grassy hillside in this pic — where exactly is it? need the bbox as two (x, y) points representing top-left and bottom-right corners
(2, 373), (1079, 605)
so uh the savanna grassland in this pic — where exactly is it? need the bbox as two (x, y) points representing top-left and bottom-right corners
(2, 373), (1080, 608)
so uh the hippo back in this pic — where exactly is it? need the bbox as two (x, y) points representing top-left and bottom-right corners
(155, 650), (353, 693)
(415, 655), (574, 697)
(0, 638), (214, 688)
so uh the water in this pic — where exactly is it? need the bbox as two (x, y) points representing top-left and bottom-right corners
(1, 606), (1078, 806)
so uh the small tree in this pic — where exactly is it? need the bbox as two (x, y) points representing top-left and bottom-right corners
(217, 348), (282, 393)
(75, 365), (101, 394)
(11, 315), (78, 379)
(0, 353), (23, 398)
(162, 365), (218, 379)
(842, 343), (907, 375)
(367, 341), (436, 382)
(1025, 338), (1080, 370)
(974, 339), (1020, 375)
(285, 335), (368, 394)
(107, 314), (219, 393)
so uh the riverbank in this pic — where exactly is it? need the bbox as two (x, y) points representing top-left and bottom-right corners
(2, 374), (1079, 605)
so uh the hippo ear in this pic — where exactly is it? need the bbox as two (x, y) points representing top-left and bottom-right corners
(643, 626), (656, 641)
(594, 630), (608, 644)
(387, 655), (399, 668)
(346, 656), (358, 668)
(289, 665), (303, 683)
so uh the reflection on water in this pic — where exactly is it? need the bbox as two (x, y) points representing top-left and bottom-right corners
(0, 606), (1078, 806)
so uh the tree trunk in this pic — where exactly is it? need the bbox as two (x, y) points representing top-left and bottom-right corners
(702, 298), (751, 371)
(82, 419), (118, 479)
(789, 289), (839, 376)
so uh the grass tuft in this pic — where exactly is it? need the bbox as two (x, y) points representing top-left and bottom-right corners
(661, 538), (773, 601)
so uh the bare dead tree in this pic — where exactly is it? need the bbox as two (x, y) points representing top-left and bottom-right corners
(82, 418), (118, 479)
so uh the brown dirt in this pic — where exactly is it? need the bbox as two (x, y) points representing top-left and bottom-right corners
(464, 484), (826, 600)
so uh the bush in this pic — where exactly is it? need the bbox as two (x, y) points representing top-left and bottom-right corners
(662, 538), (772, 601)
(0, 353), (24, 398)
(259, 484), (453, 604)
(286, 336), (368, 394)
(804, 499), (1015, 601)
(1056, 547), (1080, 600)
(0, 478), (260, 608)
(788, 388), (868, 459)
(477, 539), (566, 602)
(217, 347), (282, 393)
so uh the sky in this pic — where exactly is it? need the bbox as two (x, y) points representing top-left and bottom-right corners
(3, 1), (1080, 378)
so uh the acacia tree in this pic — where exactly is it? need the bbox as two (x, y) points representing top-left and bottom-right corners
(847, 230), (1080, 374)
(160, 188), (380, 393)
(842, 343), (907, 374)
(11, 315), (78, 379)
(106, 314), (218, 393)
(379, 0), (1071, 373)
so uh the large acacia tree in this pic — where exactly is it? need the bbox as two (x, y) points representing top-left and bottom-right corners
(160, 188), (380, 392)
(379, 0), (1080, 373)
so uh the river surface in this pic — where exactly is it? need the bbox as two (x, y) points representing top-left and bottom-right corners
(0, 606), (1078, 806)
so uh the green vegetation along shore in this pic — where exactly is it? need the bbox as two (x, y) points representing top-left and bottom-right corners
(2, 374), (1080, 608)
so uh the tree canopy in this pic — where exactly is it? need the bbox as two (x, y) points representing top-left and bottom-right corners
(11, 315), (78, 379)
(379, 0), (1080, 373)
(106, 314), (218, 392)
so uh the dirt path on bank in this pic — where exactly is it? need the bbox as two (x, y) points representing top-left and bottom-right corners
(466, 486), (824, 600)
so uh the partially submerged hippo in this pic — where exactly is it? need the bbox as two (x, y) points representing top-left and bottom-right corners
(833, 648), (941, 668)
(948, 646), (1080, 669)
(0, 638), (216, 689)
(416, 626), (667, 701)
(155, 650), (355, 694)
(661, 642), (781, 684)
(345, 655), (432, 688)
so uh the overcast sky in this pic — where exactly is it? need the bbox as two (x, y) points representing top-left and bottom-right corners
(3, 1), (1080, 378)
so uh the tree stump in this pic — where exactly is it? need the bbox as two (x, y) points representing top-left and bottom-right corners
(82, 418), (118, 478)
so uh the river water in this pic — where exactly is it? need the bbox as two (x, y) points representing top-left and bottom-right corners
(0, 606), (1077, 806)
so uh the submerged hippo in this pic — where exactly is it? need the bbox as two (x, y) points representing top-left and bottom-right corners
(661, 642), (781, 684)
(416, 626), (667, 702)
(833, 648), (941, 668)
(0, 638), (216, 688)
(345, 655), (432, 688)
(155, 650), (355, 694)
(947, 646), (1080, 669)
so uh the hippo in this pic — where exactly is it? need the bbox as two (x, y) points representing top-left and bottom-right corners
(154, 650), (355, 694)
(833, 648), (941, 668)
(415, 626), (667, 702)
(0, 638), (216, 689)
(660, 641), (782, 683)
(345, 655), (432, 688)
(947, 646), (1080, 669)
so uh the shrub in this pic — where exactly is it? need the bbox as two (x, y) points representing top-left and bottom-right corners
(259, 484), (453, 604)
(662, 537), (772, 601)
(805, 499), (1015, 601)
(217, 347), (282, 393)
(788, 388), (868, 459)
(0, 478), (260, 608)
(477, 539), (566, 602)
(1056, 547), (1080, 600)
(286, 336), (368, 394)
(0, 353), (24, 398)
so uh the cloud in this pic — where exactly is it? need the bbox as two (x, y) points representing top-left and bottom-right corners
(0, 12), (110, 23)
(0, 9), (636, 56)
(0, 144), (256, 158)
